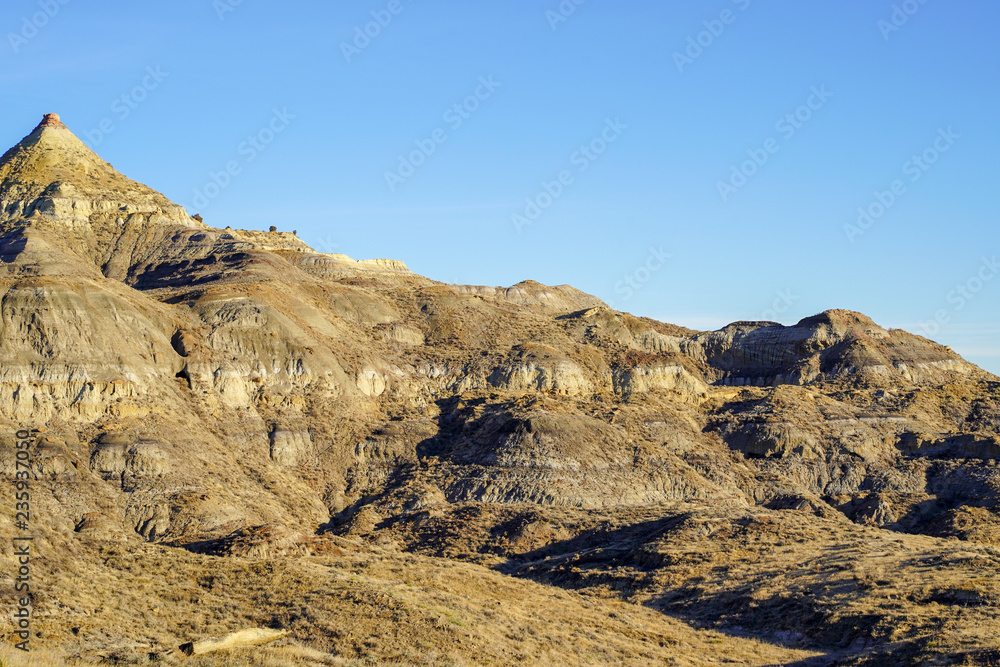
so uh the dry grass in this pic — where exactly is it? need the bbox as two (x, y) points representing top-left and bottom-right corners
(0, 644), (73, 667)
(0, 532), (821, 667)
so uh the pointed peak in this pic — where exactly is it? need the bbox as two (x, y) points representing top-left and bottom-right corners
(37, 113), (67, 130)
(1, 113), (119, 190)
(1, 113), (196, 228)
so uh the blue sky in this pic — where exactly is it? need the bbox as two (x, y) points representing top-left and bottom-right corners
(2, 0), (998, 373)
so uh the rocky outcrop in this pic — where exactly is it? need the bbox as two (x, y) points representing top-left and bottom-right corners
(356, 366), (387, 397)
(38, 112), (65, 129)
(488, 344), (593, 395)
(453, 280), (605, 314)
(91, 433), (130, 476)
(613, 361), (707, 399)
(685, 310), (980, 386)
(377, 323), (424, 346)
(269, 427), (313, 466)
(898, 432), (1000, 460)
(125, 440), (170, 477)
(179, 628), (289, 656)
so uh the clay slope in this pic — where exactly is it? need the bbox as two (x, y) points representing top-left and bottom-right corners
(0, 114), (999, 665)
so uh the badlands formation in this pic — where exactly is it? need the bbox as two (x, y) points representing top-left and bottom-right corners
(1, 115), (999, 665)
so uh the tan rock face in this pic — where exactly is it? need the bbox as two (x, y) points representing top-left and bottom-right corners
(126, 441), (170, 476)
(613, 361), (707, 399)
(378, 323), (424, 346)
(269, 428), (313, 466)
(91, 436), (128, 475)
(488, 343), (593, 395)
(356, 366), (387, 397)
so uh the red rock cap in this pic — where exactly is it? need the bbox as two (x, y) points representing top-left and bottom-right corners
(38, 113), (66, 129)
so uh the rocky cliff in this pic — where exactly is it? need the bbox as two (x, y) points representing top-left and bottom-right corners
(1, 115), (998, 665)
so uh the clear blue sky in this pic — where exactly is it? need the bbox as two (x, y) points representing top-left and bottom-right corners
(2, 0), (998, 373)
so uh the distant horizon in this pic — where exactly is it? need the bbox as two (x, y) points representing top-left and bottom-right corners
(2, 1), (996, 374)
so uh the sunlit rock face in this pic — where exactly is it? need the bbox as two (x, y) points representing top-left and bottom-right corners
(1, 114), (1000, 665)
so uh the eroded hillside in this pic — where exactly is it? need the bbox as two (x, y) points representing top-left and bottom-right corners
(1, 115), (999, 665)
